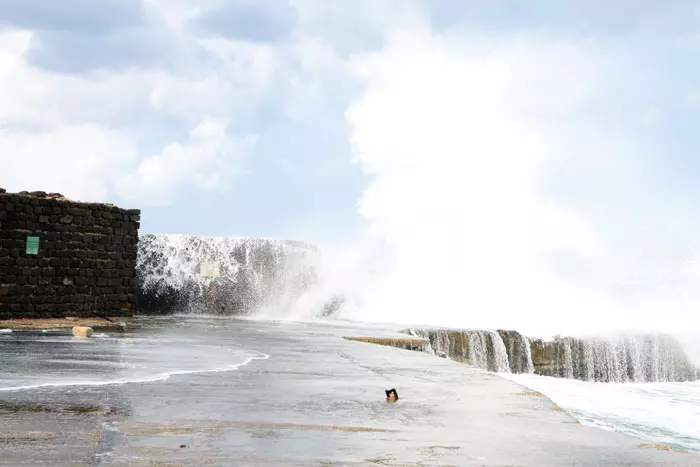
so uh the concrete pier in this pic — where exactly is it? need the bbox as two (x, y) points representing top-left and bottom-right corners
(0, 317), (695, 465)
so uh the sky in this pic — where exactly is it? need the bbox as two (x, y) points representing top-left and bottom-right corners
(3, 1), (700, 332)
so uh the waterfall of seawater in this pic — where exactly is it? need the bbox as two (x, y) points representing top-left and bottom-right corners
(409, 329), (512, 373)
(136, 234), (318, 315)
(405, 328), (699, 383)
(499, 330), (535, 374)
(468, 332), (489, 369)
(530, 334), (699, 383)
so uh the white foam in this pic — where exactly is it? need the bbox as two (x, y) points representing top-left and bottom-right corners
(137, 234), (317, 316)
(505, 373), (700, 452)
(0, 352), (269, 392)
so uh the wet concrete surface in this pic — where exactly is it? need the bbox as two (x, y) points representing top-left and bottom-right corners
(0, 317), (697, 466)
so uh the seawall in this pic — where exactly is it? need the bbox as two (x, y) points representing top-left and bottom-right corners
(0, 188), (140, 319)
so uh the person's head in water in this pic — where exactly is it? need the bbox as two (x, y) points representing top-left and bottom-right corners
(385, 388), (399, 401)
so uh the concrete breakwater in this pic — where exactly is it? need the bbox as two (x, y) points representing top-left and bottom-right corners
(0, 188), (140, 319)
(3, 318), (697, 465)
(343, 335), (429, 352)
(407, 328), (516, 373)
(403, 328), (700, 383)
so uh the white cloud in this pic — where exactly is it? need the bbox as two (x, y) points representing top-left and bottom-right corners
(0, 29), (154, 129)
(0, 3), (370, 209)
(0, 30), (56, 125)
(281, 37), (349, 120)
(0, 22), (264, 206)
(142, 0), (205, 30)
(115, 118), (254, 205)
(0, 124), (137, 202)
(148, 72), (235, 121)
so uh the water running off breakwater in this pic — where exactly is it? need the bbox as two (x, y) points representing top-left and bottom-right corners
(407, 328), (699, 383)
(408, 327), (700, 452)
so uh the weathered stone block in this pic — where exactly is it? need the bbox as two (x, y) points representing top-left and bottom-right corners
(72, 326), (93, 338)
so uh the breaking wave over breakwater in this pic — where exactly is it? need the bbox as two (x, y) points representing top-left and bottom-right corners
(136, 234), (319, 315)
(135, 235), (699, 384)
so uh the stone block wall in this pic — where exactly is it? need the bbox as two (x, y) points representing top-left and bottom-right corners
(0, 188), (140, 319)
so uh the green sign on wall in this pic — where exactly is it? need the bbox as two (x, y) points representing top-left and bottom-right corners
(26, 236), (39, 255)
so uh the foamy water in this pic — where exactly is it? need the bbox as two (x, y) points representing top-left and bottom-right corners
(0, 330), (267, 392)
(506, 373), (700, 452)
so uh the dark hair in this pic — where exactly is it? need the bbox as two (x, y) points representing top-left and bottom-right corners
(385, 388), (399, 399)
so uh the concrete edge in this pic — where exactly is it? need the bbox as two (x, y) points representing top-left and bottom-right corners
(342, 336), (429, 346)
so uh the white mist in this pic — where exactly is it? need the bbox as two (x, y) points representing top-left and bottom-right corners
(336, 26), (700, 339)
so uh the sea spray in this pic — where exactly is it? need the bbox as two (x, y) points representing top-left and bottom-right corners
(136, 234), (317, 315)
(340, 29), (700, 347)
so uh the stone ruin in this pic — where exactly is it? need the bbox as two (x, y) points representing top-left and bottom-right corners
(0, 188), (140, 319)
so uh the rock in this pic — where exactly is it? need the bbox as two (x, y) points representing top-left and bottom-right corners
(72, 326), (93, 338)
